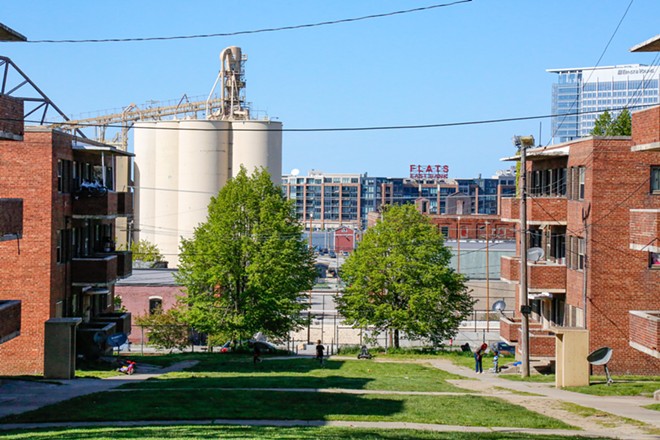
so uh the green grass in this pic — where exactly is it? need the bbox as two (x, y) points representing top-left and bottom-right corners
(498, 374), (556, 383)
(643, 403), (660, 411)
(559, 402), (656, 432)
(566, 377), (660, 397)
(0, 390), (573, 429)
(0, 425), (603, 440)
(120, 358), (467, 392)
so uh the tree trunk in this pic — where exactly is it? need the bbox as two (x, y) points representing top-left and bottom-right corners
(394, 329), (400, 349)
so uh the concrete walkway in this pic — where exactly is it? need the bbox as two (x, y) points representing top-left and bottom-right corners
(421, 357), (660, 430)
(0, 356), (658, 439)
(0, 360), (198, 419)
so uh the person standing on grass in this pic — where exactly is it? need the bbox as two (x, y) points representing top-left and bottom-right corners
(253, 344), (261, 365)
(493, 350), (500, 373)
(316, 339), (325, 365)
(474, 343), (487, 373)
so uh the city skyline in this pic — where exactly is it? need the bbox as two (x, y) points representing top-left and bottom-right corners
(1, 1), (659, 178)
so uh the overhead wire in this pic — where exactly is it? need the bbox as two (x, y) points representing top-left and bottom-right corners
(25, 1), (472, 44)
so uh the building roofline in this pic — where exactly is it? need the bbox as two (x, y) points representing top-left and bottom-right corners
(0, 23), (26, 42)
(630, 34), (660, 53)
(546, 64), (647, 73)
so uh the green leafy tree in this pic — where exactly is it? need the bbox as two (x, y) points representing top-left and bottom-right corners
(336, 204), (474, 348)
(129, 239), (164, 264)
(135, 305), (189, 353)
(590, 109), (631, 136)
(608, 108), (631, 136)
(176, 167), (316, 342)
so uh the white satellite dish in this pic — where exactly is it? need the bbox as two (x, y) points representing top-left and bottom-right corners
(291, 168), (300, 176)
(527, 247), (545, 262)
(492, 300), (507, 312)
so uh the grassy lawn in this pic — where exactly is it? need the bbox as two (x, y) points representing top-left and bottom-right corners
(0, 425), (604, 440)
(566, 378), (660, 397)
(121, 358), (467, 392)
(1, 357), (574, 430)
(0, 390), (573, 430)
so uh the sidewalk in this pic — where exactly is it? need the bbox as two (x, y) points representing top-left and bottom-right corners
(0, 360), (197, 419)
(422, 357), (660, 430)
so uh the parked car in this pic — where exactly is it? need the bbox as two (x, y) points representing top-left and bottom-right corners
(491, 341), (516, 356)
(328, 251), (336, 258)
(219, 339), (279, 354)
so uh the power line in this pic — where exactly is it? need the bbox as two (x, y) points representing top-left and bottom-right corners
(26, 1), (472, 44)
(11, 102), (652, 134)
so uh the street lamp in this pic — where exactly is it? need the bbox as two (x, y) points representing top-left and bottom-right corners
(513, 135), (534, 378)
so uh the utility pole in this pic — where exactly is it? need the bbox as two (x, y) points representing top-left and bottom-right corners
(485, 221), (490, 332)
(457, 216), (461, 273)
(514, 135), (534, 378)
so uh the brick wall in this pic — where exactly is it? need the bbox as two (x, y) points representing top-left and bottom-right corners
(632, 105), (660, 145)
(0, 95), (24, 140)
(115, 285), (182, 344)
(499, 316), (520, 342)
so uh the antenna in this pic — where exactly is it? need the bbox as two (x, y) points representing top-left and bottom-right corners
(527, 247), (545, 262)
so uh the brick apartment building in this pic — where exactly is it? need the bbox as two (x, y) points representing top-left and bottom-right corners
(499, 105), (660, 374)
(0, 84), (134, 375)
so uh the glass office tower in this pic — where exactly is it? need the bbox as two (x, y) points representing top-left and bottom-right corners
(549, 64), (660, 143)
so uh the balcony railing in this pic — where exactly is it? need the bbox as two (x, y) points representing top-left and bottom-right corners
(71, 255), (118, 285)
(96, 250), (132, 279)
(0, 300), (21, 344)
(528, 260), (567, 290)
(528, 197), (567, 223)
(500, 255), (520, 282)
(73, 189), (118, 218)
(116, 192), (134, 217)
(500, 197), (520, 221)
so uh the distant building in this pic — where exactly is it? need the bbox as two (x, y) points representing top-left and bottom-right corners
(548, 64), (660, 143)
(282, 170), (516, 230)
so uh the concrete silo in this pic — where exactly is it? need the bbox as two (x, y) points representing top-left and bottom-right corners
(133, 47), (282, 267)
(231, 120), (282, 185)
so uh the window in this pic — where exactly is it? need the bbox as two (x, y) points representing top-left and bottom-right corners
(56, 230), (63, 263)
(651, 252), (660, 269)
(578, 167), (585, 200)
(578, 237), (585, 271)
(149, 298), (163, 314)
(651, 167), (660, 194)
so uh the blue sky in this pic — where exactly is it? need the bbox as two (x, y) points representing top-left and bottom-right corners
(2, 1), (658, 179)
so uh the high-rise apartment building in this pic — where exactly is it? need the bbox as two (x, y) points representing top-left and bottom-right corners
(549, 64), (660, 143)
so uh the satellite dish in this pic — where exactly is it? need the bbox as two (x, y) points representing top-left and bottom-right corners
(527, 247), (545, 262)
(492, 300), (507, 312)
(290, 168), (300, 176)
(587, 347), (614, 385)
(106, 332), (128, 348)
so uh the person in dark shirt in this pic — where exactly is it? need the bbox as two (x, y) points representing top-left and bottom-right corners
(315, 340), (325, 365)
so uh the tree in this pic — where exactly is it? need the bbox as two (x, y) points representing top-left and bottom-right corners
(590, 109), (631, 136)
(127, 239), (164, 268)
(135, 305), (189, 353)
(336, 204), (474, 348)
(176, 167), (317, 342)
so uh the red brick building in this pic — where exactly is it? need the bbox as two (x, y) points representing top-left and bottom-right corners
(0, 90), (134, 375)
(0, 198), (23, 346)
(499, 105), (660, 374)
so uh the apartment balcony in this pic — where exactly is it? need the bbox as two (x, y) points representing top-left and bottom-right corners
(629, 311), (660, 358)
(72, 190), (118, 218)
(500, 197), (519, 221)
(92, 312), (132, 335)
(116, 192), (134, 217)
(0, 300), (21, 344)
(71, 254), (118, 285)
(630, 209), (660, 253)
(97, 250), (132, 279)
(528, 260), (566, 290)
(527, 197), (567, 224)
(0, 198), (22, 240)
(500, 255), (520, 283)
